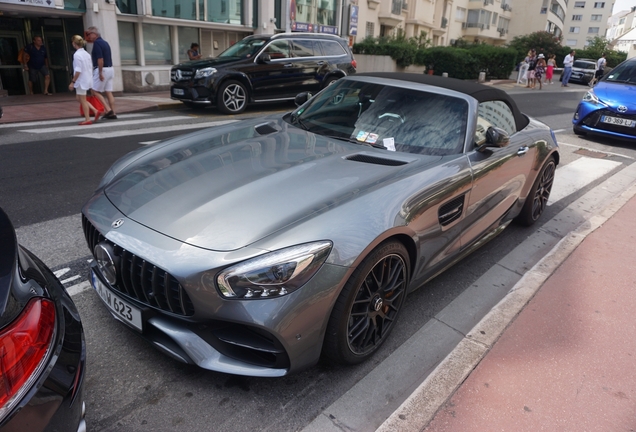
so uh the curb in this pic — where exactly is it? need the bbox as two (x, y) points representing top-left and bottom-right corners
(377, 178), (636, 432)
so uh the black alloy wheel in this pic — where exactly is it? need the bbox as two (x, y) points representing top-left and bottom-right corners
(517, 157), (556, 226)
(323, 241), (409, 364)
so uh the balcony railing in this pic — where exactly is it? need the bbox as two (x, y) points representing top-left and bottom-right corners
(463, 22), (490, 30)
(501, 3), (512, 11)
(441, 17), (448, 28)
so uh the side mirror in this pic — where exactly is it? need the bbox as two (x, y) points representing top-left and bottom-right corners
(258, 54), (271, 63)
(485, 126), (510, 148)
(295, 92), (312, 107)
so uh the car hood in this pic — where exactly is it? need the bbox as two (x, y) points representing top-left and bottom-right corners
(103, 118), (440, 251)
(594, 82), (636, 111)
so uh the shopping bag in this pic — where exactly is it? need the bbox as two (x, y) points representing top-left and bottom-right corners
(80, 95), (105, 117)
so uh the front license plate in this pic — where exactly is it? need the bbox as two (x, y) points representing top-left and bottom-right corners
(601, 115), (635, 128)
(91, 271), (143, 331)
(173, 88), (185, 96)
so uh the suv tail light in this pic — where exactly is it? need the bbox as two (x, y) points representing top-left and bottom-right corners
(352, 59), (357, 69)
(0, 298), (56, 419)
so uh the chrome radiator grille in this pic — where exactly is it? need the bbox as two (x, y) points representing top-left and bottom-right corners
(82, 215), (195, 316)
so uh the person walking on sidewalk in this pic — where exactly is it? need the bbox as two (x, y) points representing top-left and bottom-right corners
(535, 54), (547, 90)
(85, 26), (117, 119)
(546, 54), (556, 85)
(69, 35), (102, 125)
(562, 50), (575, 87)
(22, 36), (52, 95)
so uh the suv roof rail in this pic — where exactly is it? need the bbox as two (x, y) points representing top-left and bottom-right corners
(271, 32), (343, 40)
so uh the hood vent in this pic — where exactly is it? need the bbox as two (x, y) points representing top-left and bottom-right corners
(345, 154), (408, 166)
(255, 122), (278, 135)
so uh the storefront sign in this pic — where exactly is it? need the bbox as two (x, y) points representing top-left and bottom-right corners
(349, 5), (358, 36)
(0, 0), (55, 8)
(292, 22), (314, 32)
(318, 25), (338, 34)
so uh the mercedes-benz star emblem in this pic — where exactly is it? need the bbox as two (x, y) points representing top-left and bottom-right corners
(618, 105), (628, 113)
(175, 70), (182, 81)
(112, 219), (125, 229)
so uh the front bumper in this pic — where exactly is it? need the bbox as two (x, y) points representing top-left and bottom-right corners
(171, 84), (214, 104)
(82, 207), (349, 377)
(573, 101), (636, 140)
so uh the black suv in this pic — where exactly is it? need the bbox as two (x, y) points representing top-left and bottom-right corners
(170, 33), (357, 114)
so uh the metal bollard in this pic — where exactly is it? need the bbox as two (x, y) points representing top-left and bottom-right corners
(478, 72), (486, 83)
(442, 72), (448, 77)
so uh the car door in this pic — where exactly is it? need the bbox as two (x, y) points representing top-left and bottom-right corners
(290, 38), (322, 93)
(249, 40), (303, 100)
(460, 100), (537, 249)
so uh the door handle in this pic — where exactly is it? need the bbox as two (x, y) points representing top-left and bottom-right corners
(317, 61), (325, 66)
(517, 146), (529, 156)
(284, 63), (293, 68)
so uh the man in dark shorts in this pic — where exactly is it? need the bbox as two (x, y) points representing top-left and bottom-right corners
(22, 36), (52, 95)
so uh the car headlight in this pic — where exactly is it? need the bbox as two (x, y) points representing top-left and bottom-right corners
(582, 90), (605, 106)
(216, 241), (332, 299)
(194, 67), (217, 79)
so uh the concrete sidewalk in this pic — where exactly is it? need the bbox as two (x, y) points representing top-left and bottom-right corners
(0, 90), (181, 124)
(379, 181), (636, 431)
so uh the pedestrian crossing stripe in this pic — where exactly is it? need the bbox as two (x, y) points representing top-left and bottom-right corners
(0, 113), (151, 129)
(75, 120), (239, 139)
(20, 115), (193, 134)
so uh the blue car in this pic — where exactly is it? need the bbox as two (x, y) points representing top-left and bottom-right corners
(573, 56), (636, 140)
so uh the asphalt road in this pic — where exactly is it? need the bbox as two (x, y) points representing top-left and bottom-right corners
(2, 86), (634, 432)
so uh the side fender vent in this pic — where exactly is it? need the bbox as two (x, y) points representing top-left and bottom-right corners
(438, 195), (465, 226)
(255, 122), (278, 135)
(345, 154), (407, 166)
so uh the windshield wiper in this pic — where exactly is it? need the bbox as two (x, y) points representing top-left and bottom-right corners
(324, 135), (387, 149)
(292, 115), (311, 131)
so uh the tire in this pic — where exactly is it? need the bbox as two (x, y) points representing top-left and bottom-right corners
(323, 240), (409, 365)
(217, 80), (248, 114)
(516, 157), (556, 226)
(322, 76), (340, 89)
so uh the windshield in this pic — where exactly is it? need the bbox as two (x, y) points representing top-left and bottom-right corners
(218, 38), (267, 59)
(604, 61), (636, 84)
(573, 61), (595, 70)
(286, 80), (469, 156)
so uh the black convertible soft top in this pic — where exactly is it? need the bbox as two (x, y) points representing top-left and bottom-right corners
(357, 72), (530, 131)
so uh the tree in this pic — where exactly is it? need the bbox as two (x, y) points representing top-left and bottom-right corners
(507, 31), (563, 63)
(583, 35), (610, 59)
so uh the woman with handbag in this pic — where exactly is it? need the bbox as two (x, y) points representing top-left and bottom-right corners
(68, 35), (102, 125)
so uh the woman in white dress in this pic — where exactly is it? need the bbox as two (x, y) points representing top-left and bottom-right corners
(68, 35), (101, 125)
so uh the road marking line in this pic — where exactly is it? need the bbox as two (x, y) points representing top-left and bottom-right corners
(54, 268), (71, 278)
(0, 113), (151, 129)
(20, 115), (192, 134)
(75, 120), (239, 139)
(548, 156), (622, 205)
(558, 141), (635, 160)
(61, 275), (81, 284)
(67, 280), (91, 297)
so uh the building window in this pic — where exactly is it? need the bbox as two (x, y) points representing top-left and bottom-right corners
(588, 26), (599, 33)
(591, 14), (602, 21)
(492, 12), (498, 24)
(574, 1), (585, 7)
(365, 21), (374, 38)
(178, 27), (199, 62)
(567, 39), (578, 45)
(118, 21), (137, 63)
(142, 23), (172, 64)
(570, 26), (580, 33)
(208, 0), (242, 24)
(391, 0), (402, 15)
(151, 0), (195, 19)
(593, 2), (605, 7)
(619, 17), (626, 24)
(572, 14), (582, 20)
(116, 0), (137, 14)
(456, 7), (466, 21)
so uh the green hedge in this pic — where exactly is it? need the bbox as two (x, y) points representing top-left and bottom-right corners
(353, 39), (517, 80)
